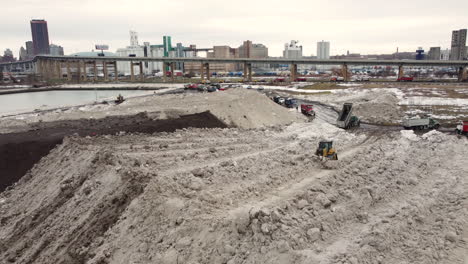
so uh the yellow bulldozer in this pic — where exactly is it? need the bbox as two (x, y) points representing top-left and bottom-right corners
(315, 141), (338, 161)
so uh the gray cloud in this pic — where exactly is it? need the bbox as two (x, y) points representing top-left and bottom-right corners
(1, 0), (467, 57)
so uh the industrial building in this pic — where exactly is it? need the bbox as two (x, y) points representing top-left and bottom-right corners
(30, 19), (50, 55)
(317, 41), (330, 60)
(116, 32), (164, 75)
(415, 47), (425, 60)
(283, 40), (302, 59)
(116, 32), (197, 75)
(450, 29), (467, 60)
(428, 47), (441, 60)
(206, 46), (237, 72)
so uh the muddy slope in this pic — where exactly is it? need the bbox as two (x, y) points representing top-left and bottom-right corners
(0, 111), (227, 192)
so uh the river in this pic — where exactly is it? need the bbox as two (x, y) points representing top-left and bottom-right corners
(0, 90), (154, 115)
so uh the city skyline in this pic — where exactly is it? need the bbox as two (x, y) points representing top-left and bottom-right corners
(2, 0), (468, 58)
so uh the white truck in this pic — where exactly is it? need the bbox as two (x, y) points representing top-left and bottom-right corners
(402, 117), (440, 130)
(336, 103), (360, 129)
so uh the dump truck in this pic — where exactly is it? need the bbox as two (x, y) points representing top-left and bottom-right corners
(336, 103), (360, 129)
(301, 104), (316, 118)
(456, 121), (468, 135)
(402, 117), (440, 130)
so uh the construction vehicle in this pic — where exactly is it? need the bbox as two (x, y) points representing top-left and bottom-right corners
(336, 103), (360, 129)
(301, 104), (316, 118)
(115, 94), (125, 104)
(284, 98), (297, 108)
(455, 121), (468, 135)
(402, 117), (440, 130)
(315, 141), (338, 160)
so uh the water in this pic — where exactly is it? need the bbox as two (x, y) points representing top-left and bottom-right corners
(0, 90), (153, 115)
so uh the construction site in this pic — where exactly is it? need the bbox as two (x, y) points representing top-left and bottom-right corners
(0, 84), (467, 264)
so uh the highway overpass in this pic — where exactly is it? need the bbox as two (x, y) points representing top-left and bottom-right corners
(1, 55), (467, 82)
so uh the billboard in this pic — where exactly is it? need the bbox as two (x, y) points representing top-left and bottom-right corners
(95, 44), (109, 50)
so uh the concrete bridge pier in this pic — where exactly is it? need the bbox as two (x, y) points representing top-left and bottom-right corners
(92, 61), (97, 82)
(82, 61), (88, 82)
(139, 62), (144, 81)
(290, 64), (298, 82)
(103, 61), (109, 82)
(458, 66), (467, 82)
(243, 62), (248, 82)
(341, 64), (349, 82)
(66, 61), (72, 81)
(205, 63), (210, 81)
(114, 61), (118, 81)
(162, 62), (168, 82)
(55, 61), (62, 79)
(200, 62), (205, 81)
(398, 65), (404, 80)
(171, 62), (175, 82)
(76, 61), (82, 83)
(130, 61), (135, 82)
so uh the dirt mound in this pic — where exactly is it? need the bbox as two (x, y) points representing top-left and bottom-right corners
(1, 123), (466, 264)
(352, 92), (404, 125)
(0, 88), (305, 133)
(0, 111), (227, 192)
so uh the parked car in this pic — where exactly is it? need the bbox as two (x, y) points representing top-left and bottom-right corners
(397, 76), (414, 82)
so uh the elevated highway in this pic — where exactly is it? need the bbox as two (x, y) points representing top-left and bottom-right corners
(1, 55), (467, 83)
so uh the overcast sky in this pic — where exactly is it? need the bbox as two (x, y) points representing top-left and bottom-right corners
(2, 0), (468, 57)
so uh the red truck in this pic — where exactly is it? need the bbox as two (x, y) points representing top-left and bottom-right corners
(295, 77), (307, 82)
(301, 104), (316, 118)
(456, 121), (468, 135)
(397, 76), (414, 82)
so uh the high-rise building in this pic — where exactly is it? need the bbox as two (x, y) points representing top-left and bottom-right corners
(450, 29), (467, 60)
(30, 19), (50, 55)
(19, 47), (27, 61)
(1, 49), (16, 62)
(163, 36), (172, 57)
(283, 40), (302, 59)
(317, 41), (330, 60)
(130, 31), (139, 46)
(427, 47), (441, 60)
(50, 44), (64, 56)
(26, 41), (34, 58)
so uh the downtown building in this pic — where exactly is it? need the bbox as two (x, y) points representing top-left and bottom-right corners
(116, 32), (196, 75)
(450, 29), (467, 60)
(317, 41), (330, 60)
(30, 19), (50, 55)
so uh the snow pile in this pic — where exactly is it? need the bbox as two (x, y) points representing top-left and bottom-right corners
(352, 92), (403, 124)
(400, 130), (420, 141)
(206, 88), (307, 128)
(421, 130), (452, 143)
(1, 125), (467, 263)
(400, 97), (468, 106)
